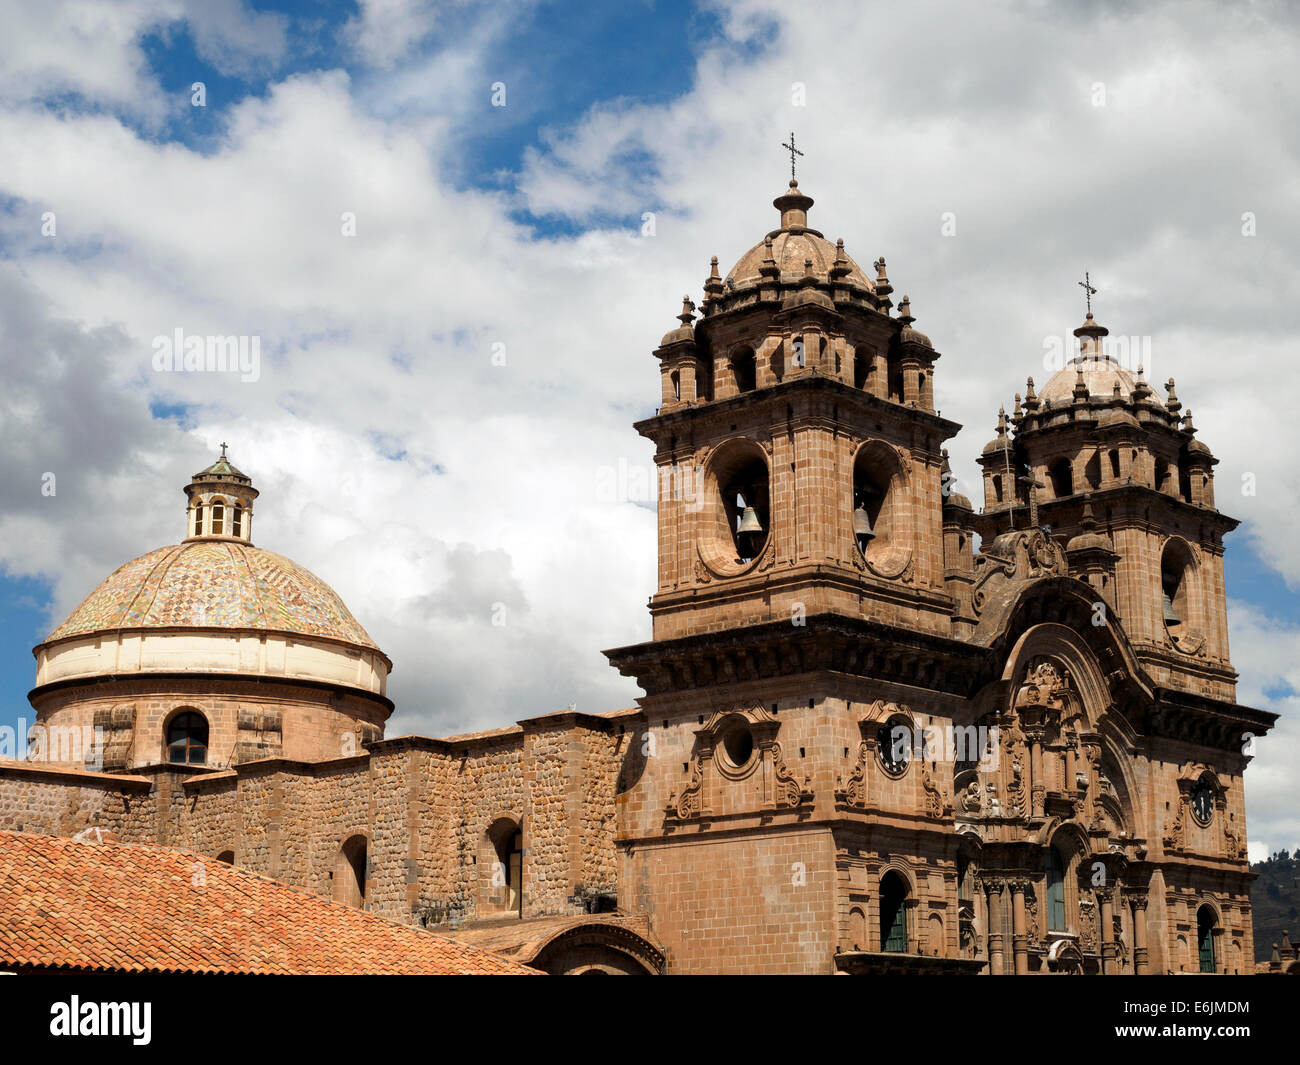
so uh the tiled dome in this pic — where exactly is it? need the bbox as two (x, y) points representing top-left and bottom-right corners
(43, 541), (379, 650)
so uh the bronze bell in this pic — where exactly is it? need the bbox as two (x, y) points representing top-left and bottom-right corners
(737, 506), (763, 534)
(1162, 592), (1181, 625)
(853, 506), (875, 541)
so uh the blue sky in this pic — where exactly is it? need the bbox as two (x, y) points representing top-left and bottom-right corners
(0, 0), (1297, 854)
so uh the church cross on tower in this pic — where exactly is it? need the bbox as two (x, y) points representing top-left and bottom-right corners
(781, 132), (804, 180)
(1078, 271), (1097, 315)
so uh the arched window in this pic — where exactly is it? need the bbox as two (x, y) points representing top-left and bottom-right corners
(485, 817), (523, 917)
(732, 348), (756, 393)
(1109, 449), (1121, 480)
(193, 503), (204, 536)
(216, 850), (235, 865)
(854, 349), (870, 390)
(1197, 906), (1217, 973)
(880, 872), (909, 953)
(671, 370), (680, 401)
(166, 711), (208, 765)
(232, 505), (243, 538)
(1161, 540), (1194, 633)
(1048, 458), (1073, 498)
(991, 474), (1004, 503)
(211, 500), (225, 535)
(1045, 848), (1067, 932)
(334, 835), (368, 908)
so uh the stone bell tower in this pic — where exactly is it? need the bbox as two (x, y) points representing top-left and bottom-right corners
(971, 305), (1237, 702)
(606, 171), (976, 974)
(641, 177), (960, 643)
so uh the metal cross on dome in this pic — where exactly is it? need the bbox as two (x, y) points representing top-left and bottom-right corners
(1078, 271), (1097, 315)
(781, 132), (804, 180)
(219, 442), (228, 458)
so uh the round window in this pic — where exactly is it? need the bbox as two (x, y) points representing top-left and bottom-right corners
(876, 717), (913, 776)
(721, 723), (755, 769)
(1191, 778), (1215, 826)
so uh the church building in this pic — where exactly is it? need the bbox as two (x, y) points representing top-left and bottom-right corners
(0, 176), (1273, 975)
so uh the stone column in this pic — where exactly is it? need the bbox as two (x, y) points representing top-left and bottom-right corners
(1130, 894), (1149, 975)
(1026, 728), (1045, 817)
(1099, 888), (1116, 975)
(1011, 878), (1029, 975)
(905, 899), (921, 955)
(986, 879), (1006, 975)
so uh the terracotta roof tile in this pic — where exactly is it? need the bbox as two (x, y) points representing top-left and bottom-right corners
(0, 831), (537, 975)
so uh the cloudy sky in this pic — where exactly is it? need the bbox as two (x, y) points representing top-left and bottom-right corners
(0, 0), (1296, 857)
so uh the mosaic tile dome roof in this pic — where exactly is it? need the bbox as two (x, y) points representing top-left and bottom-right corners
(43, 541), (379, 650)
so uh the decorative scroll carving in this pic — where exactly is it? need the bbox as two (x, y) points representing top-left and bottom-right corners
(666, 754), (705, 822)
(959, 779), (983, 815)
(771, 742), (814, 809)
(921, 759), (952, 818)
(1162, 796), (1186, 852)
(970, 527), (1070, 617)
(834, 742), (871, 809)
(1223, 819), (1246, 860)
(1006, 753), (1027, 818)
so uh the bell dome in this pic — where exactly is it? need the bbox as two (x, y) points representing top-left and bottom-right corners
(723, 181), (875, 291)
(1038, 313), (1138, 405)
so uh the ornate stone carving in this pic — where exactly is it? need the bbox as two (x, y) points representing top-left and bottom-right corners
(1013, 659), (1073, 712)
(1163, 796), (1186, 852)
(834, 742), (870, 809)
(771, 741), (814, 809)
(959, 779), (983, 815)
(1079, 898), (1098, 952)
(1024, 886), (1042, 947)
(921, 759), (952, 818)
(1006, 753), (1027, 818)
(666, 754), (705, 821)
(970, 527), (1070, 616)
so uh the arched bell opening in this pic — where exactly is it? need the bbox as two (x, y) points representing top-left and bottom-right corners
(702, 439), (771, 571)
(852, 441), (909, 576)
(1048, 458), (1073, 498)
(1160, 537), (1195, 636)
(731, 347), (756, 394)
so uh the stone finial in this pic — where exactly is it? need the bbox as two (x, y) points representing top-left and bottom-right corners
(678, 295), (695, 327)
(1165, 377), (1181, 413)
(830, 238), (851, 281)
(996, 406), (1008, 436)
(1024, 376), (1039, 412)
(873, 256), (893, 298)
(1073, 361), (1089, 403)
(760, 236), (779, 279)
(1013, 392), (1022, 417)
(898, 295), (913, 325)
(1182, 409), (1195, 432)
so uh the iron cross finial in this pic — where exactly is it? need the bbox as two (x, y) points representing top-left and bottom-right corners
(220, 442), (228, 458)
(781, 132), (804, 180)
(1078, 271), (1097, 315)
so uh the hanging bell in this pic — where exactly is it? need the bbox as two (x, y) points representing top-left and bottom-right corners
(1162, 592), (1181, 625)
(737, 506), (763, 534)
(853, 506), (875, 541)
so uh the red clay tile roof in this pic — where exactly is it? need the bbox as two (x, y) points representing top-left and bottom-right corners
(0, 831), (536, 975)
